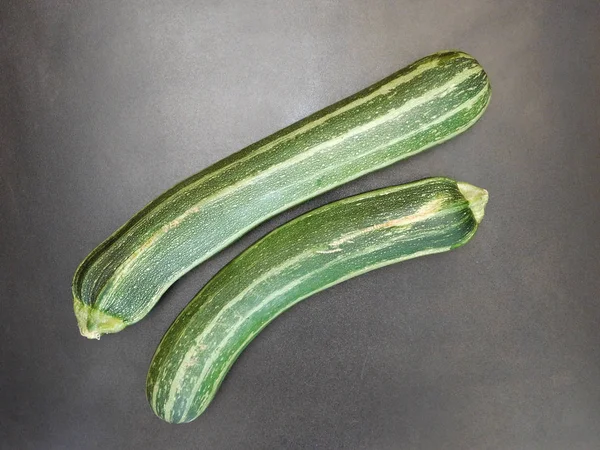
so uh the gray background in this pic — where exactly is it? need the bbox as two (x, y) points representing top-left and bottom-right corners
(1, 0), (599, 448)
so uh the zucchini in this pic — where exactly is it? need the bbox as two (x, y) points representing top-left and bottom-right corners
(73, 51), (491, 339)
(146, 177), (488, 423)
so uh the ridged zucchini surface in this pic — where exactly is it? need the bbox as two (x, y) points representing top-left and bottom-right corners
(73, 51), (491, 338)
(146, 177), (489, 423)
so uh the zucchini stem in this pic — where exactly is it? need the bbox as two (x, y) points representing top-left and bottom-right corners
(73, 297), (126, 339)
(457, 181), (489, 224)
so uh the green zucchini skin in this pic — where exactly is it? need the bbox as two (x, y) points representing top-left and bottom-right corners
(73, 51), (491, 338)
(146, 177), (488, 423)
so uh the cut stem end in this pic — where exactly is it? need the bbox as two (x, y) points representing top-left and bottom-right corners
(73, 297), (126, 339)
(457, 181), (489, 224)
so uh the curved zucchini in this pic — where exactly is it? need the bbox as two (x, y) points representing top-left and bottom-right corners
(73, 51), (491, 338)
(146, 177), (489, 423)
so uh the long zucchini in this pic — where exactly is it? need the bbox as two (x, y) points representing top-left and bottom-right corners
(146, 177), (488, 423)
(73, 51), (491, 338)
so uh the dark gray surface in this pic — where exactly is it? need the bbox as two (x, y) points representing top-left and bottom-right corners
(1, 0), (599, 448)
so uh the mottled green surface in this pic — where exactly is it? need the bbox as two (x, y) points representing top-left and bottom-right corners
(147, 177), (488, 423)
(73, 51), (491, 337)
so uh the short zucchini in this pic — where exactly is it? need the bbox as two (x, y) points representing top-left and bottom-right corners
(146, 177), (489, 423)
(73, 51), (491, 338)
